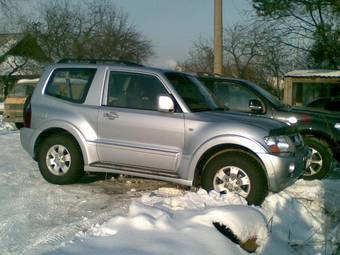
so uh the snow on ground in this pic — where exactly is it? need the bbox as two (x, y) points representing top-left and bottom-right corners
(50, 179), (340, 255)
(0, 129), (174, 255)
(0, 117), (340, 255)
(261, 179), (340, 254)
(0, 114), (16, 131)
(51, 190), (267, 255)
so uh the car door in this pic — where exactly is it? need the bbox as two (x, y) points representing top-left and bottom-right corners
(97, 70), (185, 172)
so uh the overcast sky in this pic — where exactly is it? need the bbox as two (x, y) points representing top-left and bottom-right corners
(112, 0), (253, 67)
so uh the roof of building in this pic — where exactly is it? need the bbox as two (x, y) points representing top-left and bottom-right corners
(0, 34), (25, 57)
(0, 33), (49, 76)
(285, 69), (340, 78)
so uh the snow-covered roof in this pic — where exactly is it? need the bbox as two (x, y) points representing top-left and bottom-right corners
(16, 78), (40, 84)
(285, 69), (340, 78)
(0, 34), (23, 57)
(0, 55), (42, 76)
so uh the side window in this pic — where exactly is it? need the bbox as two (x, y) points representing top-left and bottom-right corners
(107, 72), (169, 111)
(45, 68), (96, 103)
(215, 82), (263, 113)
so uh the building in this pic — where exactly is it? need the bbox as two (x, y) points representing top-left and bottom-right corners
(283, 69), (340, 106)
(0, 33), (49, 96)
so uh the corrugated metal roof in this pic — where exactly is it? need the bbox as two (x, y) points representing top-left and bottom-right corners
(285, 69), (340, 78)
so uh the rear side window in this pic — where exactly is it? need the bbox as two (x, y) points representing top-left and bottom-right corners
(45, 68), (96, 103)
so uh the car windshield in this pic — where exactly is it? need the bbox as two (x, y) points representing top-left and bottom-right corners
(245, 80), (286, 108)
(165, 72), (222, 112)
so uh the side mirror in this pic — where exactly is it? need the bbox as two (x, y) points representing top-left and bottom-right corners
(158, 96), (174, 112)
(249, 99), (263, 113)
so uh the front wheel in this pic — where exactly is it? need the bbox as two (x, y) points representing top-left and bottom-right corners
(303, 137), (332, 180)
(201, 152), (268, 205)
(37, 135), (84, 184)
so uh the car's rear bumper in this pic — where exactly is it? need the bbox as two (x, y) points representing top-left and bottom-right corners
(20, 127), (35, 158)
(258, 147), (310, 193)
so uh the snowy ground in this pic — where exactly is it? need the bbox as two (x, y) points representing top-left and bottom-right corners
(0, 116), (340, 254)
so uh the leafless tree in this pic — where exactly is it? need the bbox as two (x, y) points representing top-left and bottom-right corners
(223, 23), (267, 79)
(23, 0), (154, 63)
(181, 21), (303, 96)
(179, 38), (214, 73)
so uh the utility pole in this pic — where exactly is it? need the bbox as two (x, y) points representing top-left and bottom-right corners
(214, 0), (223, 75)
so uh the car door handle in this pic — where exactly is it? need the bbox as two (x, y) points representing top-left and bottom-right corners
(103, 111), (119, 120)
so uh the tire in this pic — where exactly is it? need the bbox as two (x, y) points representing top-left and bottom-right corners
(201, 152), (268, 205)
(303, 136), (332, 180)
(37, 134), (84, 184)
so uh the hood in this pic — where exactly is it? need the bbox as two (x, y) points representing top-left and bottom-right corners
(196, 111), (288, 132)
(288, 106), (340, 120)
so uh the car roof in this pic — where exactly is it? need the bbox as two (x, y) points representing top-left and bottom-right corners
(49, 62), (194, 78)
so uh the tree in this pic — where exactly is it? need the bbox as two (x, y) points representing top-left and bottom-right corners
(179, 38), (214, 73)
(252, 0), (340, 69)
(180, 21), (302, 97)
(23, 0), (153, 63)
(223, 23), (267, 79)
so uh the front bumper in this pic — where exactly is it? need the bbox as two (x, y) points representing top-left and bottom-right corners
(258, 147), (311, 193)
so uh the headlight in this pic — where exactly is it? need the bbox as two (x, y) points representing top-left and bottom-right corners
(335, 123), (340, 130)
(264, 135), (294, 154)
(287, 116), (298, 124)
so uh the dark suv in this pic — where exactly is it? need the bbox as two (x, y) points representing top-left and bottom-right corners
(199, 75), (340, 180)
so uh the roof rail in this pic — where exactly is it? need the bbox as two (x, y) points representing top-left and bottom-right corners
(57, 58), (144, 67)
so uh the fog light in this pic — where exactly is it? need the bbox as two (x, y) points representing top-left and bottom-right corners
(289, 163), (295, 173)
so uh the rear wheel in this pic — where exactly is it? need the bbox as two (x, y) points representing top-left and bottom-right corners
(37, 134), (84, 184)
(303, 136), (332, 180)
(201, 152), (268, 205)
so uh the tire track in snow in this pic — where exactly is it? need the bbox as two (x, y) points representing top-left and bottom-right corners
(0, 131), (170, 255)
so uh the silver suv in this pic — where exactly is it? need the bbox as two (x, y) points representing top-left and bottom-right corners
(20, 60), (309, 205)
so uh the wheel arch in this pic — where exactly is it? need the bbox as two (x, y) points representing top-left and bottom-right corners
(33, 125), (92, 165)
(300, 129), (336, 154)
(189, 137), (269, 187)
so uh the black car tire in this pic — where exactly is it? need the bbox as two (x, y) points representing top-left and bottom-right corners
(201, 152), (268, 205)
(303, 136), (332, 180)
(37, 134), (84, 184)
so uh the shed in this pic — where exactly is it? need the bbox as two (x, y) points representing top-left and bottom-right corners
(0, 33), (49, 96)
(283, 70), (340, 106)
